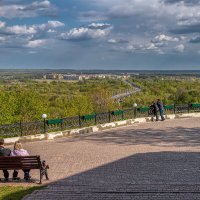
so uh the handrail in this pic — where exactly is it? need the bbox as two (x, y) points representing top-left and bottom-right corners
(0, 103), (198, 138)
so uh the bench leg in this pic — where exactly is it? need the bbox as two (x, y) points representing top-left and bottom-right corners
(39, 169), (42, 184)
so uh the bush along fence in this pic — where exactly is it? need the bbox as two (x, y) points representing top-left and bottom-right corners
(1, 103), (200, 138)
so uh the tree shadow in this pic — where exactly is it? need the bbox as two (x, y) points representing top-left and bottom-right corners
(25, 152), (200, 199)
(59, 125), (200, 147)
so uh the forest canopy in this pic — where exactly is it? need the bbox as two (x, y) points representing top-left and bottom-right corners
(0, 76), (199, 124)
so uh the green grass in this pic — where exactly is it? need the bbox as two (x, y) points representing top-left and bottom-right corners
(0, 186), (44, 200)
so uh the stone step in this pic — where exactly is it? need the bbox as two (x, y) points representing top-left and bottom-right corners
(24, 191), (200, 200)
(25, 184), (200, 200)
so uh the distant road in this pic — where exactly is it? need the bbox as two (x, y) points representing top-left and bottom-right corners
(112, 80), (142, 100)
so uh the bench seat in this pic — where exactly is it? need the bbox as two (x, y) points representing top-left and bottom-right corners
(0, 156), (43, 183)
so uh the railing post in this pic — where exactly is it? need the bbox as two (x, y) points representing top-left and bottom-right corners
(108, 111), (111, 123)
(134, 107), (137, 119)
(95, 114), (97, 125)
(188, 103), (190, 113)
(60, 119), (63, 130)
(20, 121), (23, 136)
(122, 110), (124, 120)
(173, 104), (176, 114)
(79, 115), (82, 128)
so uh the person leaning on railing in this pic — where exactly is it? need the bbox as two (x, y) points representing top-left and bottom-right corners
(0, 138), (11, 181)
(157, 99), (165, 121)
(149, 101), (159, 121)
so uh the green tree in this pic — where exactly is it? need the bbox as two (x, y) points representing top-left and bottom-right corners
(15, 90), (47, 122)
(0, 91), (17, 124)
(90, 88), (115, 113)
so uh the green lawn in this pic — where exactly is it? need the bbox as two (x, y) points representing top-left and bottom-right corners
(0, 186), (44, 200)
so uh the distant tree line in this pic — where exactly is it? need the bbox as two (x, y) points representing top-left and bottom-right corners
(0, 79), (129, 124)
(123, 77), (200, 107)
(1, 77), (200, 124)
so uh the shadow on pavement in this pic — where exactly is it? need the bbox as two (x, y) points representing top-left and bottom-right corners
(60, 126), (200, 147)
(24, 151), (200, 200)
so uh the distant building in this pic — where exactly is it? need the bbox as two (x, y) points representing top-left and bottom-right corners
(63, 74), (82, 81)
(80, 74), (126, 80)
(57, 74), (63, 80)
(43, 74), (56, 79)
(43, 73), (63, 80)
(42, 73), (130, 81)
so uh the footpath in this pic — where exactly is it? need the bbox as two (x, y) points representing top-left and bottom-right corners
(2, 117), (200, 199)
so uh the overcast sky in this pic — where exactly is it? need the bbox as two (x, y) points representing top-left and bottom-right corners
(0, 0), (200, 70)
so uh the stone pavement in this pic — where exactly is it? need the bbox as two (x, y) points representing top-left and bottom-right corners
(2, 117), (200, 199)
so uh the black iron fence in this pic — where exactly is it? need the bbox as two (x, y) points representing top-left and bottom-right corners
(1, 103), (200, 138)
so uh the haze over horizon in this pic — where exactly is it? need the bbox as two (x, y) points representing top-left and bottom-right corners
(1, 0), (200, 70)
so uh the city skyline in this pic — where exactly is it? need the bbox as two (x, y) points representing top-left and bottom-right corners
(0, 0), (200, 70)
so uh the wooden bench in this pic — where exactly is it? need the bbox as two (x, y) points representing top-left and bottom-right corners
(0, 156), (43, 184)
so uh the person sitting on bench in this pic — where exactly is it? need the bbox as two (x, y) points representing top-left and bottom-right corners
(0, 138), (11, 181)
(10, 141), (31, 181)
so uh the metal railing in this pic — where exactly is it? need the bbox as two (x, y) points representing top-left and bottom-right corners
(0, 103), (198, 138)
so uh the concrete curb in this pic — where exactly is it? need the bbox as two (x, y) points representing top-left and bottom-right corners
(4, 113), (200, 145)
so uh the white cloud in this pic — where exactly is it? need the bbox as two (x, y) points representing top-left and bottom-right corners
(61, 23), (113, 40)
(28, 51), (37, 54)
(108, 38), (129, 44)
(0, 20), (65, 49)
(78, 11), (107, 22)
(146, 43), (158, 50)
(28, 20), (65, 33)
(0, 36), (5, 42)
(114, 42), (159, 53)
(180, 36), (186, 40)
(108, 39), (117, 43)
(0, 0), (57, 18)
(86, 0), (200, 19)
(175, 44), (185, 52)
(84, 0), (200, 34)
(0, 21), (5, 28)
(2, 20), (64, 36)
(6, 25), (37, 35)
(87, 23), (111, 29)
(47, 21), (65, 28)
(153, 34), (179, 42)
(26, 39), (46, 48)
(29, 0), (51, 9)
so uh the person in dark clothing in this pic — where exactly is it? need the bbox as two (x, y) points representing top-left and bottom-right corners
(157, 99), (165, 121)
(41, 160), (49, 180)
(150, 101), (159, 121)
(0, 138), (11, 181)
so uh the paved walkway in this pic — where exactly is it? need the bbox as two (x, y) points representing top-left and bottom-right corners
(2, 117), (200, 199)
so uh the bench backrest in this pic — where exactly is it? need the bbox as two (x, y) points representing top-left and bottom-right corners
(0, 156), (41, 170)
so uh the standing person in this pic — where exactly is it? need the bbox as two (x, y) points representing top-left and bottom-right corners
(157, 99), (165, 121)
(10, 141), (31, 181)
(150, 101), (159, 121)
(41, 160), (49, 180)
(0, 138), (11, 181)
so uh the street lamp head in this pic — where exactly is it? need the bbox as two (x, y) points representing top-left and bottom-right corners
(133, 103), (137, 107)
(42, 114), (47, 119)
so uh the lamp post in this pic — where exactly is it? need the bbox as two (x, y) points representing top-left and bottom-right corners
(133, 103), (137, 119)
(42, 114), (47, 133)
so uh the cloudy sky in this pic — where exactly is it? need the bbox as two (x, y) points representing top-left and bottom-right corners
(0, 0), (200, 69)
